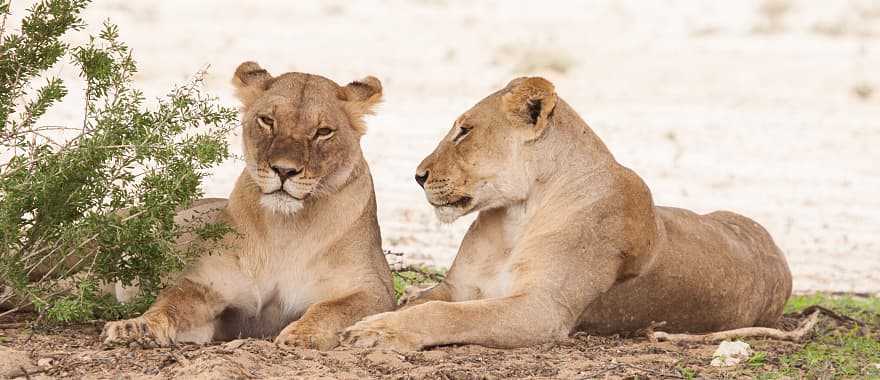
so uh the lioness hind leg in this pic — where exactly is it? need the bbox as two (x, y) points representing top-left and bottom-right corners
(101, 279), (225, 347)
(706, 210), (793, 327)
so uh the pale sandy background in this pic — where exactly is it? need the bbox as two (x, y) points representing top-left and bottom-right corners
(7, 0), (880, 292)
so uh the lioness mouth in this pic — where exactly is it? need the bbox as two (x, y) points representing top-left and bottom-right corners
(268, 190), (304, 201)
(434, 196), (472, 208)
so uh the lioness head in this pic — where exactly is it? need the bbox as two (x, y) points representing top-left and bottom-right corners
(233, 62), (382, 215)
(415, 77), (558, 222)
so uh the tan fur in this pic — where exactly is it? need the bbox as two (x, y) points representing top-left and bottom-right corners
(102, 63), (394, 350)
(342, 77), (792, 350)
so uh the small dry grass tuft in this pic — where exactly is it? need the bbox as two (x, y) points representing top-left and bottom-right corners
(852, 82), (875, 100)
(811, 1), (880, 37)
(753, 0), (793, 34)
(494, 45), (575, 75)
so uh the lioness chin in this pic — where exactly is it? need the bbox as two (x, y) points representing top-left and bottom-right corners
(101, 62), (394, 350)
(343, 77), (792, 350)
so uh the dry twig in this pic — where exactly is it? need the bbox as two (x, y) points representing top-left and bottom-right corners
(798, 305), (866, 326)
(650, 310), (821, 343)
(6, 366), (46, 379)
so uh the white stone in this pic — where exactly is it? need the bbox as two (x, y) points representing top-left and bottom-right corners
(710, 340), (752, 367)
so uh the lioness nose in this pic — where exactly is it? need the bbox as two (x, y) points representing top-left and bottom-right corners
(415, 171), (429, 188)
(271, 165), (303, 182)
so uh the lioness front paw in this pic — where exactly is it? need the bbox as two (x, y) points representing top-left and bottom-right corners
(274, 322), (339, 350)
(101, 316), (173, 348)
(341, 312), (425, 351)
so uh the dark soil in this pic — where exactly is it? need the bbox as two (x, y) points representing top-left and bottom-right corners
(0, 313), (837, 379)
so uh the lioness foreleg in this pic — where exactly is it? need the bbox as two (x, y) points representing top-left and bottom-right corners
(343, 294), (575, 351)
(344, 240), (623, 350)
(101, 278), (225, 347)
(276, 291), (392, 350)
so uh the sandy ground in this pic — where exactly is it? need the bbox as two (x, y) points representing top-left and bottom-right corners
(5, 0), (880, 292)
(0, 311), (840, 379)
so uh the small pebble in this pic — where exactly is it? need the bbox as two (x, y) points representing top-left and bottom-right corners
(421, 350), (448, 362)
(299, 349), (321, 360)
(366, 351), (408, 368)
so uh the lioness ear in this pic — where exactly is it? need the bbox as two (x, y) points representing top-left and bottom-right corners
(232, 61), (273, 106)
(501, 77), (558, 138)
(337, 76), (383, 134)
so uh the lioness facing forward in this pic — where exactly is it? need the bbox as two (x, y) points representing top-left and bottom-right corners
(343, 77), (792, 350)
(102, 62), (394, 349)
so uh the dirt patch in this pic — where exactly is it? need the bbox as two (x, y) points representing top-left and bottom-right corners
(0, 313), (846, 379)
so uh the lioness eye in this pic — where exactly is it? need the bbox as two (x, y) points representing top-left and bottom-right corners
(453, 125), (472, 142)
(315, 128), (334, 138)
(256, 115), (275, 129)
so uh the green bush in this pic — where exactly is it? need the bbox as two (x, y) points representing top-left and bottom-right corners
(0, 0), (237, 323)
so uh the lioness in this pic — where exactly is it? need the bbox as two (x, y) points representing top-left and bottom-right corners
(101, 62), (395, 350)
(343, 77), (792, 350)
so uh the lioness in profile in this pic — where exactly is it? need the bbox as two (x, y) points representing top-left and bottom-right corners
(102, 62), (394, 350)
(343, 77), (792, 350)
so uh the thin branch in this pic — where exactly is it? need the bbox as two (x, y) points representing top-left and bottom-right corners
(28, 130), (64, 147)
(20, 237), (62, 264)
(81, 82), (91, 133)
(618, 362), (684, 379)
(798, 305), (866, 327)
(92, 144), (166, 149)
(0, 307), (19, 319)
(24, 239), (71, 278)
(0, 284), (72, 319)
(30, 209), (146, 282)
(30, 125), (81, 132)
(37, 229), (105, 282)
(6, 366), (46, 379)
(1, 125), (82, 140)
(650, 310), (821, 343)
(0, 0), (9, 44)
